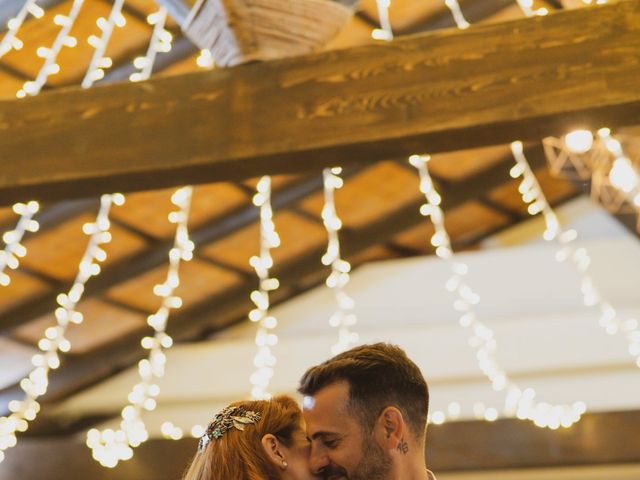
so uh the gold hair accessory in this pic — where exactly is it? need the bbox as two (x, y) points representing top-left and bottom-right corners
(198, 406), (261, 451)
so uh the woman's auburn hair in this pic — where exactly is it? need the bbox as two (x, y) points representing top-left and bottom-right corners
(182, 395), (301, 480)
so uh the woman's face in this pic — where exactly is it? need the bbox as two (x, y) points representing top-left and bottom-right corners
(281, 422), (321, 480)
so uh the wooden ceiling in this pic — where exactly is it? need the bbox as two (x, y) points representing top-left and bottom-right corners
(0, 0), (629, 434)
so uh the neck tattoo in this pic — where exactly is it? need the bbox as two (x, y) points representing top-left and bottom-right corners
(397, 438), (409, 455)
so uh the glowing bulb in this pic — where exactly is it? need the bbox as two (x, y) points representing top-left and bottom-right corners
(564, 129), (593, 153)
(609, 157), (638, 193)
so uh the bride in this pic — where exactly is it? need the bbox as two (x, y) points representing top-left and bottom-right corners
(182, 395), (320, 480)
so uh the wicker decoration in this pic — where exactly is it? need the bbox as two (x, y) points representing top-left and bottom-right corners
(181, 0), (353, 67)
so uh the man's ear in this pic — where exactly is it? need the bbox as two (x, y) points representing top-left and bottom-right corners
(261, 434), (288, 469)
(375, 406), (405, 451)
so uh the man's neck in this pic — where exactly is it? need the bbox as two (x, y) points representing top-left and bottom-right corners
(392, 456), (432, 480)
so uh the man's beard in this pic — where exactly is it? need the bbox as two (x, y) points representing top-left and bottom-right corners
(321, 438), (392, 480)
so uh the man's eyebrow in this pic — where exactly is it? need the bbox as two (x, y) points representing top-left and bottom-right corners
(310, 431), (339, 441)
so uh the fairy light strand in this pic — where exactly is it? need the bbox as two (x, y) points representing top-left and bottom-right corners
(432, 3), (583, 429)
(321, 168), (359, 354)
(597, 128), (640, 208)
(87, 187), (194, 468)
(85, 11), (180, 465)
(372, 0), (394, 40)
(0, 0), (45, 59)
(511, 142), (640, 370)
(410, 154), (585, 429)
(17, 0), (85, 97)
(248, 176), (281, 400)
(0, 194), (124, 465)
(0, 202), (40, 287)
(196, 48), (214, 69)
(81, 0), (126, 88)
(514, 0), (548, 17)
(444, 0), (470, 29)
(129, 8), (171, 83)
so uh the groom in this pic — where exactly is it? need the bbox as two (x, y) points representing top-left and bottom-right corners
(299, 343), (436, 480)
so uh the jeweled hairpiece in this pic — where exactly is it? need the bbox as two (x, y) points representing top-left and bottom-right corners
(198, 406), (262, 451)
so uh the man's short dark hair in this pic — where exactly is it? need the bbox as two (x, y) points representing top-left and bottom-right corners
(298, 343), (429, 440)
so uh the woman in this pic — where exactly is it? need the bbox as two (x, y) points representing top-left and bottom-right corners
(183, 395), (319, 480)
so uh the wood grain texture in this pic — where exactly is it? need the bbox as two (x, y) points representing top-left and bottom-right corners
(0, 1), (638, 204)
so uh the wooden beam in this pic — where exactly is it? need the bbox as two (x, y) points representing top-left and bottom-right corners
(1, 409), (639, 479)
(0, 1), (638, 205)
(0, 147), (548, 414)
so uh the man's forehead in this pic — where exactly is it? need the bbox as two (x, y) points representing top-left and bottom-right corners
(302, 381), (351, 431)
(303, 380), (350, 412)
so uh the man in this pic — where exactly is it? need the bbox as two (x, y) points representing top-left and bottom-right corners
(298, 343), (436, 480)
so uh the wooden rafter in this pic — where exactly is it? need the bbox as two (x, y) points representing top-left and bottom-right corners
(0, 0), (638, 204)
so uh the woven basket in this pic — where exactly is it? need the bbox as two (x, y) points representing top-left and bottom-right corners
(182, 0), (353, 67)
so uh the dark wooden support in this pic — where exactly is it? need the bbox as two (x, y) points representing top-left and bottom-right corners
(579, 182), (640, 241)
(427, 409), (640, 471)
(0, 147), (547, 415)
(1, 409), (639, 479)
(0, 1), (638, 204)
(613, 211), (640, 238)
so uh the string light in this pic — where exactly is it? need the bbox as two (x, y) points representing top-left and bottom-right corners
(515, 0), (548, 17)
(0, 0), (45, 59)
(84, 12), (184, 466)
(0, 202), (40, 286)
(87, 187), (194, 468)
(371, 0), (393, 40)
(444, 0), (470, 29)
(0, 194), (124, 465)
(321, 168), (358, 354)
(410, 154), (585, 429)
(542, 130), (606, 181)
(16, 0), (85, 97)
(597, 129), (640, 207)
(81, 0), (126, 88)
(129, 8), (172, 83)
(196, 49), (214, 69)
(433, 5), (581, 429)
(511, 142), (640, 370)
(544, 129), (639, 222)
(248, 176), (281, 400)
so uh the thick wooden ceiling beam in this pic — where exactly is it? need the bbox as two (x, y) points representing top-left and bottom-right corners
(1, 409), (639, 479)
(0, 1), (638, 205)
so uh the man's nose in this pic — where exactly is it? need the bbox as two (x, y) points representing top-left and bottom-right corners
(309, 448), (329, 474)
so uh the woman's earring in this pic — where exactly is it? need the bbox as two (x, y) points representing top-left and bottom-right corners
(282, 460), (288, 468)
